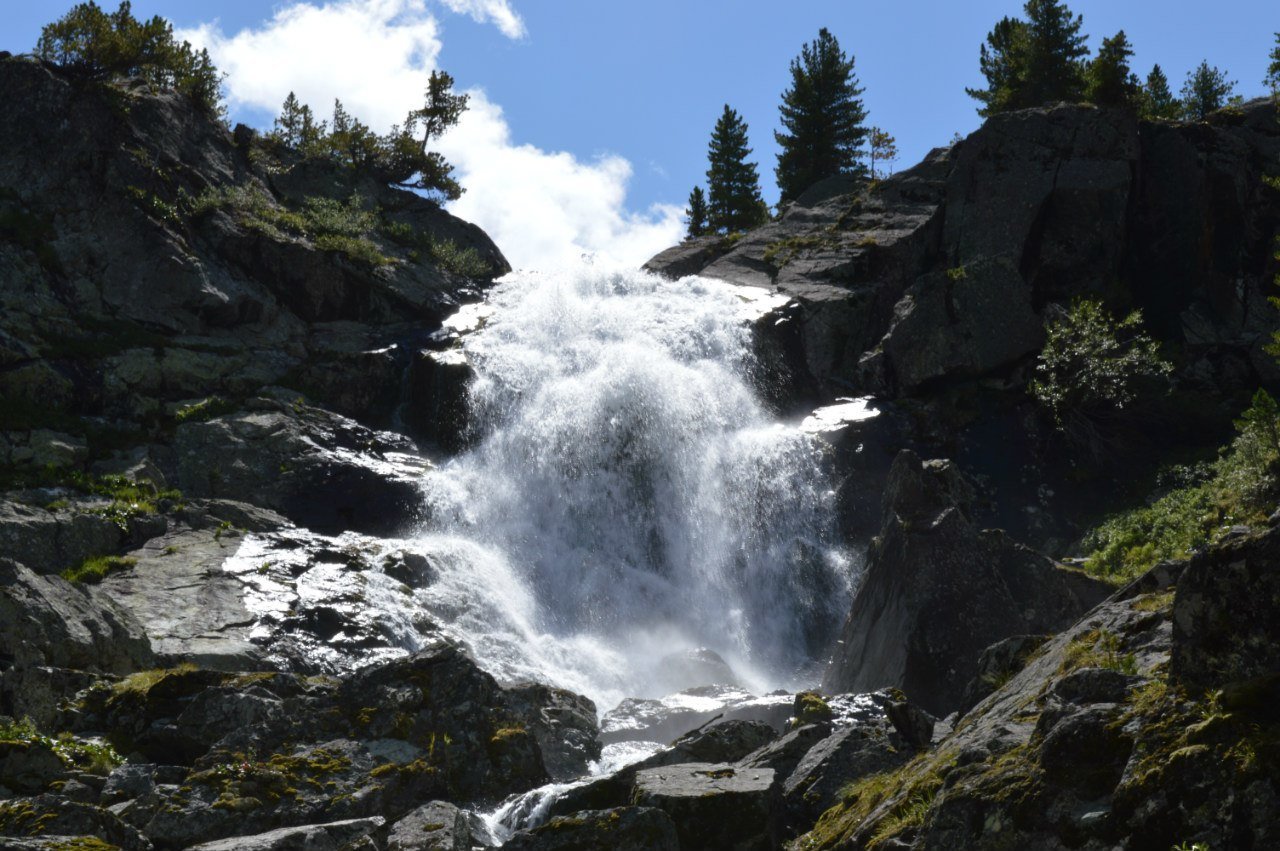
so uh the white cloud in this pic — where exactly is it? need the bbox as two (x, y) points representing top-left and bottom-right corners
(436, 0), (525, 39)
(180, 0), (681, 270)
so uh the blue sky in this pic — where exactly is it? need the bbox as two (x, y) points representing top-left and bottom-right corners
(5, 1), (1276, 268)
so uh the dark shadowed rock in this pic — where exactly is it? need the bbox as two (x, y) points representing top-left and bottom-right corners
(0, 741), (68, 795)
(959, 634), (1051, 713)
(174, 398), (428, 536)
(1172, 524), (1280, 691)
(503, 681), (601, 782)
(823, 451), (1111, 715)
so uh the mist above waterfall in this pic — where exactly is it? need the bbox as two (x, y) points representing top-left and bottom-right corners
(416, 264), (854, 709)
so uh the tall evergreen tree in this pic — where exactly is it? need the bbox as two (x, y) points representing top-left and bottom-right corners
(1266, 33), (1280, 97)
(1180, 61), (1236, 120)
(272, 92), (304, 145)
(774, 28), (868, 203)
(1140, 65), (1180, 120)
(706, 105), (768, 233)
(685, 186), (708, 239)
(1085, 30), (1139, 108)
(967, 0), (1088, 116)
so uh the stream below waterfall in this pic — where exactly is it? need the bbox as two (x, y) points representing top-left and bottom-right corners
(411, 263), (857, 712)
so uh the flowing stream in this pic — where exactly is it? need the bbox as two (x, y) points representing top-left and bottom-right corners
(413, 263), (855, 711)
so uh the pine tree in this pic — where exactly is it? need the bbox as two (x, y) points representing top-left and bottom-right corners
(1180, 61), (1236, 120)
(868, 128), (898, 179)
(774, 28), (868, 203)
(1140, 65), (1180, 120)
(1085, 30), (1139, 108)
(967, 0), (1088, 116)
(706, 105), (768, 233)
(1266, 33), (1280, 97)
(966, 17), (1030, 115)
(685, 186), (708, 239)
(273, 92), (304, 145)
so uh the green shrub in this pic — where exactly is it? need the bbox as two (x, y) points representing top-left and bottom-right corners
(1030, 299), (1172, 454)
(427, 235), (490, 278)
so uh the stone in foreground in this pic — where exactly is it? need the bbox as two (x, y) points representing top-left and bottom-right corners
(632, 762), (780, 851)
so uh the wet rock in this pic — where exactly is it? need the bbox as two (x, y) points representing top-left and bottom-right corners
(388, 801), (470, 851)
(504, 807), (680, 851)
(823, 451), (1111, 715)
(642, 235), (737, 281)
(405, 348), (473, 453)
(184, 816), (384, 850)
(101, 763), (157, 805)
(632, 762), (781, 851)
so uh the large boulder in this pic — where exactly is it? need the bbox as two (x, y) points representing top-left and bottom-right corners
(822, 451), (1110, 715)
(503, 807), (680, 851)
(174, 398), (428, 536)
(632, 762), (781, 851)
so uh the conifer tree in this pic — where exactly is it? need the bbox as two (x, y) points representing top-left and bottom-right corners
(706, 105), (768, 233)
(868, 128), (898, 179)
(967, 0), (1088, 116)
(1140, 65), (1181, 120)
(1180, 61), (1236, 120)
(774, 28), (868, 203)
(273, 91), (304, 145)
(685, 186), (708, 239)
(1266, 33), (1280, 97)
(1085, 30), (1139, 108)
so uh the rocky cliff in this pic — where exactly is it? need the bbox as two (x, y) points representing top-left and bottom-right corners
(648, 99), (1280, 548)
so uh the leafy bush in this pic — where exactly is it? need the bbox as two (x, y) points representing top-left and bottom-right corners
(0, 717), (122, 775)
(36, 1), (223, 115)
(427, 235), (491, 278)
(1081, 389), (1280, 582)
(1030, 299), (1172, 454)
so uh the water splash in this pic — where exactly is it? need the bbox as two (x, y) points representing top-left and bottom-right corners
(415, 264), (853, 709)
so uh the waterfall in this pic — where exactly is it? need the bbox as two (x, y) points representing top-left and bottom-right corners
(414, 263), (853, 710)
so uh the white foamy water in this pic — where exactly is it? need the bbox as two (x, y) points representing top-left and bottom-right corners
(413, 264), (854, 710)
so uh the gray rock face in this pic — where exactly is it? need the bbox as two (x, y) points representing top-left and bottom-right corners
(600, 686), (793, 745)
(174, 398), (428, 536)
(504, 807), (680, 851)
(782, 724), (908, 831)
(0, 557), (155, 676)
(503, 682), (601, 782)
(636, 719), (777, 770)
(632, 762), (781, 851)
(0, 501), (124, 577)
(823, 451), (1111, 715)
(387, 801), (470, 851)
(0, 741), (68, 794)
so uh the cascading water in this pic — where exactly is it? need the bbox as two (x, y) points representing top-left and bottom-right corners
(414, 263), (855, 711)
